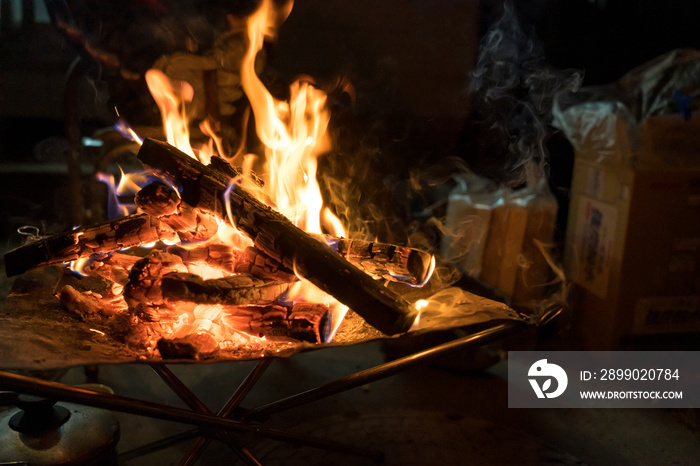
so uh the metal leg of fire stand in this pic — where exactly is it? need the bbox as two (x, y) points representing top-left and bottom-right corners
(0, 368), (384, 462)
(171, 359), (274, 466)
(181, 358), (274, 466)
(150, 362), (271, 466)
(151, 364), (212, 413)
(248, 320), (522, 421)
(0, 319), (523, 464)
(118, 428), (200, 462)
(120, 427), (261, 466)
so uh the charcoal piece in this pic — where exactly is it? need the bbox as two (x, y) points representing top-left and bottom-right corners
(124, 251), (188, 308)
(227, 303), (328, 343)
(156, 333), (220, 360)
(159, 272), (289, 306)
(134, 180), (180, 217)
(288, 302), (328, 343)
(249, 305), (290, 338)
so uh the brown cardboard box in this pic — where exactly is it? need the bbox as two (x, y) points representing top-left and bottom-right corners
(512, 195), (558, 307)
(565, 115), (700, 349)
(477, 183), (558, 312)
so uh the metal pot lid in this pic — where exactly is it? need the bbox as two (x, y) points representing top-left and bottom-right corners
(0, 398), (120, 466)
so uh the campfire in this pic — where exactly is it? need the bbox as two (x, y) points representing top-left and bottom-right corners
(3, 0), (524, 364)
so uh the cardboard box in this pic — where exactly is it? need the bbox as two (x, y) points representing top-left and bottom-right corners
(565, 115), (700, 349)
(442, 177), (559, 315)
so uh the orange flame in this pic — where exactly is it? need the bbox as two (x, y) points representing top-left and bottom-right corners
(145, 69), (213, 165)
(239, 0), (349, 337)
(241, 1), (342, 237)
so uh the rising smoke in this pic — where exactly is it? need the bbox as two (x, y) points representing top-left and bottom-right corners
(471, 1), (582, 188)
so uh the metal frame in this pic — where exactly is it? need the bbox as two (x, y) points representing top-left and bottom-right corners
(0, 320), (523, 465)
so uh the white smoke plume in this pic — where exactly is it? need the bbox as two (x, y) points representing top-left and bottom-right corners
(471, 1), (582, 188)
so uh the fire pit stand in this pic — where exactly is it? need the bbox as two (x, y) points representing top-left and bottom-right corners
(0, 318), (525, 465)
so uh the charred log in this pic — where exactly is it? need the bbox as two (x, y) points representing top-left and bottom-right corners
(57, 285), (102, 319)
(81, 252), (142, 285)
(321, 235), (434, 286)
(124, 250), (291, 312)
(57, 285), (128, 319)
(137, 138), (418, 335)
(124, 251), (188, 308)
(233, 246), (297, 282)
(4, 214), (178, 277)
(159, 272), (290, 306)
(287, 302), (329, 343)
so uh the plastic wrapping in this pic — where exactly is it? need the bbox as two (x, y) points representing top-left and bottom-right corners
(553, 49), (700, 167)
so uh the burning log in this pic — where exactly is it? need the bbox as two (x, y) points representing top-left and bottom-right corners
(57, 285), (127, 319)
(159, 272), (290, 306)
(137, 138), (418, 335)
(319, 235), (434, 286)
(136, 178), (433, 286)
(3, 214), (178, 277)
(222, 303), (328, 343)
(232, 246), (298, 282)
(166, 244), (240, 275)
(80, 252), (142, 285)
(3, 161), (431, 290)
(123, 251), (289, 310)
(134, 179), (220, 243)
